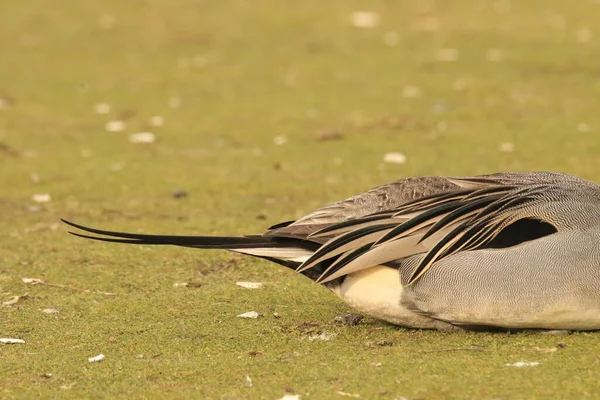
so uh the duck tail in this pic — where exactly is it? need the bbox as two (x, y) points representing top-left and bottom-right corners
(61, 219), (318, 269)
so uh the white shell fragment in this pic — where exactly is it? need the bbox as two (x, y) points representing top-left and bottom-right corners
(173, 282), (201, 288)
(149, 115), (164, 127)
(273, 135), (287, 145)
(237, 311), (262, 319)
(2, 293), (29, 306)
(499, 142), (515, 152)
(236, 282), (263, 289)
(22, 278), (44, 285)
(245, 375), (253, 387)
(129, 132), (155, 144)
(383, 152), (407, 164)
(94, 103), (111, 114)
(31, 194), (51, 203)
(505, 361), (540, 367)
(351, 11), (381, 28)
(105, 120), (126, 132)
(577, 122), (590, 132)
(278, 395), (301, 400)
(0, 338), (25, 344)
(88, 354), (105, 363)
(337, 391), (360, 398)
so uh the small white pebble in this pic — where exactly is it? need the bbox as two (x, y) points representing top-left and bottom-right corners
(94, 103), (111, 114)
(505, 361), (540, 367)
(88, 354), (105, 363)
(383, 152), (407, 164)
(22, 278), (44, 285)
(499, 142), (515, 152)
(236, 282), (263, 289)
(129, 132), (155, 144)
(168, 96), (182, 109)
(575, 27), (592, 43)
(245, 375), (253, 387)
(350, 11), (380, 28)
(42, 308), (59, 314)
(308, 332), (337, 341)
(105, 120), (126, 132)
(0, 338), (25, 344)
(31, 193), (51, 203)
(336, 391), (360, 398)
(237, 311), (262, 319)
(278, 395), (301, 400)
(577, 122), (590, 132)
(173, 282), (189, 288)
(402, 86), (422, 98)
(383, 31), (400, 46)
(3, 296), (22, 306)
(149, 115), (164, 127)
(273, 135), (287, 146)
(435, 48), (459, 62)
(487, 48), (504, 62)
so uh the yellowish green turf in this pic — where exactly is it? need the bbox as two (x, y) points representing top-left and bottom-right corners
(2, 1), (600, 398)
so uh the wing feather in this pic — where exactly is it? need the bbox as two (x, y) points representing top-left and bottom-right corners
(299, 181), (563, 286)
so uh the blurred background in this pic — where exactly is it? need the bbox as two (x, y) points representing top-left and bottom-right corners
(2, 0), (599, 232)
(2, 1), (600, 398)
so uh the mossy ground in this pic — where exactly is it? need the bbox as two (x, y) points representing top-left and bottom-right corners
(2, 1), (600, 398)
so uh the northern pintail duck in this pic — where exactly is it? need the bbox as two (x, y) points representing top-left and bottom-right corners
(63, 171), (600, 331)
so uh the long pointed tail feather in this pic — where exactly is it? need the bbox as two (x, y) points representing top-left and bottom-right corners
(61, 219), (277, 248)
(61, 219), (319, 274)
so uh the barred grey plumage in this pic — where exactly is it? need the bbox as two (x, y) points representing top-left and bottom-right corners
(63, 171), (600, 331)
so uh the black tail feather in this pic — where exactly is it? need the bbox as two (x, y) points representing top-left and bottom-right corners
(61, 219), (320, 250)
(62, 219), (342, 284)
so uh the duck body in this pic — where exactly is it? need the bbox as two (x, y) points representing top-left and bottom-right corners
(64, 171), (600, 331)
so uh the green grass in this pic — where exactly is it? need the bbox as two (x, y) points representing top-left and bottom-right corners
(2, 0), (600, 398)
